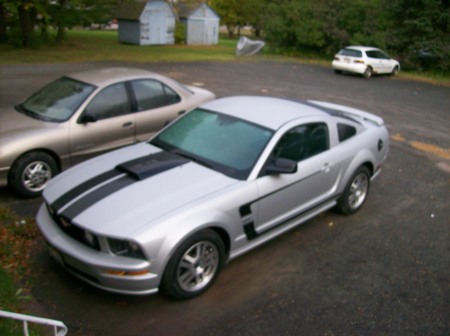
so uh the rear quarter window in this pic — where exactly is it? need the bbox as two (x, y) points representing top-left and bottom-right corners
(338, 123), (357, 142)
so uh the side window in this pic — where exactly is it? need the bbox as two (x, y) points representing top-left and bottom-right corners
(376, 50), (389, 59)
(366, 50), (377, 59)
(131, 79), (181, 111)
(338, 123), (357, 142)
(84, 83), (130, 120)
(274, 123), (329, 162)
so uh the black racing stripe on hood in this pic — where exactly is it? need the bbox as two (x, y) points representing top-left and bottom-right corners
(52, 170), (122, 213)
(61, 175), (136, 220)
(54, 151), (189, 221)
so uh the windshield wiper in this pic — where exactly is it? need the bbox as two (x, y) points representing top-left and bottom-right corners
(15, 104), (54, 122)
(150, 139), (212, 169)
(171, 149), (212, 169)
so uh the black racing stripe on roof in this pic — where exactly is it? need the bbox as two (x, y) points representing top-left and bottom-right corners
(300, 100), (362, 124)
(284, 98), (361, 125)
(51, 169), (122, 213)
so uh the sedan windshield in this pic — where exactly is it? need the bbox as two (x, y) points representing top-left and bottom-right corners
(18, 77), (96, 122)
(151, 109), (274, 180)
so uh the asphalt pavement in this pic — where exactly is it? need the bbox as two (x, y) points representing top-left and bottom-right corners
(0, 60), (449, 336)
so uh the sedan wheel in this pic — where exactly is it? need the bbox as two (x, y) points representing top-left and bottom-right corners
(9, 152), (58, 198)
(337, 166), (370, 214)
(161, 230), (225, 299)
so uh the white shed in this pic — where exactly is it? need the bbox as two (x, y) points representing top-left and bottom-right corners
(178, 3), (220, 45)
(118, 0), (176, 45)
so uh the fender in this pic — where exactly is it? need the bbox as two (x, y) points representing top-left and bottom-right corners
(339, 148), (375, 192)
(147, 208), (237, 280)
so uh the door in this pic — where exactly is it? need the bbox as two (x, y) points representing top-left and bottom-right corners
(253, 123), (339, 234)
(69, 82), (135, 165)
(130, 79), (184, 141)
(149, 11), (165, 44)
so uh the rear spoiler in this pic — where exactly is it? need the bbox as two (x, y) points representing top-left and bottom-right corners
(308, 100), (385, 127)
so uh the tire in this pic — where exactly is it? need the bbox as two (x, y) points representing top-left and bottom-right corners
(8, 152), (58, 198)
(337, 166), (371, 215)
(391, 66), (399, 76)
(363, 67), (373, 78)
(161, 229), (225, 299)
(334, 69), (343, 74)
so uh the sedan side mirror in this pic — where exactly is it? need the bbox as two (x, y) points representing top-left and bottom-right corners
(79, 114), (98, 124)
(265, 158), (297, 175)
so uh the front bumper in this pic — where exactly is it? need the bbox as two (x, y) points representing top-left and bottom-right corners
(36, 205), (160, 295)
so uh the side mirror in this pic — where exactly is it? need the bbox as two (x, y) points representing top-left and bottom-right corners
(265, 158), (297, 175)
(79, 114), (97, 124)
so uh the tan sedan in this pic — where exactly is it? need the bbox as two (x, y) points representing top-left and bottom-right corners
(0, 67), (215, 197)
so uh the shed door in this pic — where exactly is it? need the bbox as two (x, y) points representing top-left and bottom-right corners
(149, 11), (166, 44)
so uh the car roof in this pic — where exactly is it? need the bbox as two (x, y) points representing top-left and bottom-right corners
(67, 67), (167, 87)
(200, 96), (329, 130)
(343, 46), (381, 52)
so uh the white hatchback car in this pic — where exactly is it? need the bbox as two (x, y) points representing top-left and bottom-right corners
(332, 46), (400, 78)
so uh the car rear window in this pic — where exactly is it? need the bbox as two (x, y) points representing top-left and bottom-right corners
(338, 49), (363, 58)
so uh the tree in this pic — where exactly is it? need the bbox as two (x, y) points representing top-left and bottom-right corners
(210, 0), (266, 38)
(384, 0), (450, 70)
(0, 0), (118, 47)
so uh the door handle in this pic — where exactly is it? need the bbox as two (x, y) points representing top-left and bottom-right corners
(322, 163), (332, 173)
(178, 110), (186, 115)
(122, 121), (133, 128)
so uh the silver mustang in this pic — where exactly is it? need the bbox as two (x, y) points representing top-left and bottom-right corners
(36, 96), (389, 299)
(0, 67), (215, 197)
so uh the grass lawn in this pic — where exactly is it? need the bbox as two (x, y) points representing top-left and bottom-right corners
(0, 29), (242, 64)
(0, 208), (44, 335)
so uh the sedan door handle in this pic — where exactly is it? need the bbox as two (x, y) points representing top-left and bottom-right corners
(122, 121), (133, 128)
(178, 110), (186, 115)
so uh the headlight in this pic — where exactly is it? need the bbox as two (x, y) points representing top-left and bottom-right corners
(108, 238), (146, 260)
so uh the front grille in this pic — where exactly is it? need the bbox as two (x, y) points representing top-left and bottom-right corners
(47, 204), (101, 251)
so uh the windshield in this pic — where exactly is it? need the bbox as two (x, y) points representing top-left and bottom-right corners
(151, 109), (274, 180)
(18, 77), (96, 122)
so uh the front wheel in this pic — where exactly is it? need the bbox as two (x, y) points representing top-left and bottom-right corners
(337, 166), (371, 215)
(8, 152), (58, 198)
(391, 66), (400, 76)
(161, 229), (225, 299)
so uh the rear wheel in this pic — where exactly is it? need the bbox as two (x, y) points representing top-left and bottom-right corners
(8, 152), (58, 198)
(161, 229), (225, 299)
(363, 67), (373, 78)
(337, 166), (371, 214)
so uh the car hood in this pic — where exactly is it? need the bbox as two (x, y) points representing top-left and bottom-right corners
(0, 107), (53, 138)
(43, 142), (237, 238)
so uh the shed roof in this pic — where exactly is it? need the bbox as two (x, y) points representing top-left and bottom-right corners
(177, 2), (218, 19)
(118, 0), (176, 21)
(118, 0), (147, 20)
